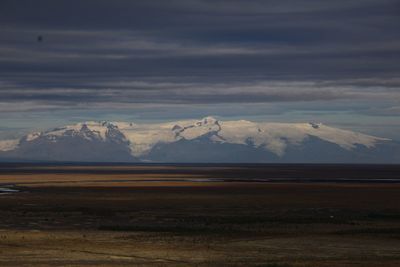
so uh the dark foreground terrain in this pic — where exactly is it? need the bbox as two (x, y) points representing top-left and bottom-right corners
(0, 164), (400, 266)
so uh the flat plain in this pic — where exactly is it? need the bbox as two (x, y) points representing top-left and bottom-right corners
(0, 164), (400, 266)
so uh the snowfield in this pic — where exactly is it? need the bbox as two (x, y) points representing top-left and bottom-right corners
(0, 117), (392, 162)
(38, 117), (388, 156)
(0, 139), (19, 151)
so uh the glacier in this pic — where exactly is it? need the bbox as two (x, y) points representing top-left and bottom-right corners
(0, 117), (397, 163)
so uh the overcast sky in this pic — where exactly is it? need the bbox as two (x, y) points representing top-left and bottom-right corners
(0, 0), (399, 139)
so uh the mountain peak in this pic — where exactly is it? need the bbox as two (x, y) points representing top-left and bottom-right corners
(198, 116), (218, 125)
(78, 121), (116, 128)
(193, 116), (219, 128)
(309, 122), (322, 129)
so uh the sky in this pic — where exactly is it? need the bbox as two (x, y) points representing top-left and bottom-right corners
(0, 0), (399, 140)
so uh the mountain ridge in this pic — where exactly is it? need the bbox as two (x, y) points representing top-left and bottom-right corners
(0, 117), (397, 163)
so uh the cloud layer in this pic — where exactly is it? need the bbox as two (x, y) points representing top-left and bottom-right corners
(0, 0), (399, 138)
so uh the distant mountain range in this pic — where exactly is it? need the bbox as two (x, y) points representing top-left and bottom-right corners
(0, 117), (399, 163)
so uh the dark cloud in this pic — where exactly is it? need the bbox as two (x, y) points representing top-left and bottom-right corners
(0, 0), (399, 124)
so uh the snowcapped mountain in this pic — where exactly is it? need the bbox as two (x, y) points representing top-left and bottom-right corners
(0, 117), (398, 163)
(0, 121), (134, 162)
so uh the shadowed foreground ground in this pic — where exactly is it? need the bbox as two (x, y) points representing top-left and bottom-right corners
(0, 164), (400, 266)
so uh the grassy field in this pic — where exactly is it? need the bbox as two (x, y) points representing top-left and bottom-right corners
(0, 164), (399, 266)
